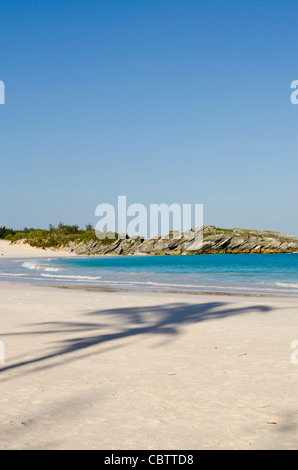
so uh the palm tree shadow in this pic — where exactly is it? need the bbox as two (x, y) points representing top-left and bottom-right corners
(0, 301), (272, 374)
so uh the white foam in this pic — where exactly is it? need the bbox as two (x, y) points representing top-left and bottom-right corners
(274, 282), (298, 289)
(40, 273), (102, 281)
(22, 261), (61, 272)
(0, 272), (28, 277)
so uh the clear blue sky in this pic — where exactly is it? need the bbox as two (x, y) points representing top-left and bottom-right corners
(1, 0), (298, 235)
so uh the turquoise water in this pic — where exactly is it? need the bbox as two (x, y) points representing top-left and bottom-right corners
(1, 254), (298, 296)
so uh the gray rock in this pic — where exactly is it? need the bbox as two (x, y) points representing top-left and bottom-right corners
(67, 226), (298, 255)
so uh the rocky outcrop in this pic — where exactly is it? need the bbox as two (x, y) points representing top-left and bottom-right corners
(64, 226), (298, 255)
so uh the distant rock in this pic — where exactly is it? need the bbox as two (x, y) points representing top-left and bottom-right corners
(64, 226), (298, 255)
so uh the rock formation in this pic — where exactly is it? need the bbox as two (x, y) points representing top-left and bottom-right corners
(64, 226), (298, 255)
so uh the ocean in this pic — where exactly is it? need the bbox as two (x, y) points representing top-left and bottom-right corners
(1, 253), (298, 296)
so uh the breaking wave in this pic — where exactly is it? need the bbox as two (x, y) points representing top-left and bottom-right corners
(22, 261), (62, 272)
(40, 273), (102, 281)
(0, 272), (28, 277)
(274, 282), (298, 289)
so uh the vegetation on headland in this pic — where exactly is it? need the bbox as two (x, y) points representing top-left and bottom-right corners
(1, 224), (298, 255)
(0, 223), (118, 249)
(0, 224), (232, 248)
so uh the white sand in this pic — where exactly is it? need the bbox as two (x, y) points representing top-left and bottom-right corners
(1, 284), (298, 450)
(1, 241), (298, 449)
(0, 239), (71, 258)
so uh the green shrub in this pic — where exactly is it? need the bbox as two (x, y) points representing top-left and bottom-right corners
(0, 226), (16, 239)
(3, 224), (121, 249)
(4, 234), (14, 241)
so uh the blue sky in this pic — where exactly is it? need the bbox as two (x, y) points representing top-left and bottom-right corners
(1, 0), (298, 235)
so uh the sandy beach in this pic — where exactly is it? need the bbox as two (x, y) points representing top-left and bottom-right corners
(1, 242), (298, 450)
(0, 240), (72, 258)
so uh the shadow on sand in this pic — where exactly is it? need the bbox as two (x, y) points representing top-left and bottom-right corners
(0, 300), (272, 374)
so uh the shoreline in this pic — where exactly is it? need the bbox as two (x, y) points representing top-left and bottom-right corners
(1, 277), (298, 299)
(44, 283), (298, 299)
(2, 239), (298, 259)
(1, 240), (298, 299)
